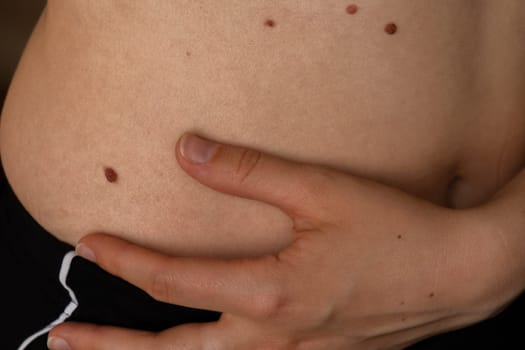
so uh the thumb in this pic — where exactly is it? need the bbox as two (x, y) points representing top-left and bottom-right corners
(176, 133), (333, 220)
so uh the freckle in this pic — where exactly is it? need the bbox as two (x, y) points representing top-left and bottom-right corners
(400, 301), (405, 306)
(264, 19), (276, 28)
(401, 317), (406, 322)
(385, 22), (398, 35)
(186, 51), (192, 57)
(429, 293), (435, 298)
(104, 167), (118, 183)
(346, 4), (358, 15)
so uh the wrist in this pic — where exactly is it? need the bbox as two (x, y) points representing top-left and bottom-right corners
(464, 169), (525, 311)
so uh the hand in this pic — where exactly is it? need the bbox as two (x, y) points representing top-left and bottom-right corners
(49, 133), (514, 350)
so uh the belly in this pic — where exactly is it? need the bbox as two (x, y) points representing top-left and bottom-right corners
(1, 1), (525, 257)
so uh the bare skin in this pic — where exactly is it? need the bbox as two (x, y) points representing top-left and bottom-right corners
(1, 1), (525, 259)
(1, 1), (525, 348)
(49, 134), (525, 349)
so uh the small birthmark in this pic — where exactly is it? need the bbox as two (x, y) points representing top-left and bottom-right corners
(385, 22), (398, 35)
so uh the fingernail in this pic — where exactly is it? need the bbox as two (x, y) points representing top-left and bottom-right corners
(76, 243), (96, 263)
(180, 134), (218, 164)
(47, 337), (71, 350)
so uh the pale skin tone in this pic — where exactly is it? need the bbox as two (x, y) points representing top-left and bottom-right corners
(1, 1), (524, 349)
(48, 133), (525, 350)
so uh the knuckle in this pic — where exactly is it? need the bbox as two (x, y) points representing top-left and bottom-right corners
(234, 148), (262, 184)
(249, 283), (289, 320)
(147, 270), (176, 304)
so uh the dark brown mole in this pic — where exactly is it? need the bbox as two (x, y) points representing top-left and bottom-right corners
(104, 167), (118, 183)
(385, 22), (398, 35)
(429, 292), (435, 298)
(264, 19), (276, 28)
(397, 234), (403, 239)
(346, 4), (358, 15)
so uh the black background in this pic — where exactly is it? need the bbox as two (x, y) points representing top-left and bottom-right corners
(1, 2), (523, 348)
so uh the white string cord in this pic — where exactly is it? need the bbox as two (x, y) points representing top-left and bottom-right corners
(17, 251), (79, 350)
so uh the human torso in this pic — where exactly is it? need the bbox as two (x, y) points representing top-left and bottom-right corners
(1, 0), (524, 257)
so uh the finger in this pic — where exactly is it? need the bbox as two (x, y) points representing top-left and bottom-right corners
(49, 321), (236, 350)
(77, 233), (285, 318)
(176, 133), (338, 220)
(48, 322), (154, 350)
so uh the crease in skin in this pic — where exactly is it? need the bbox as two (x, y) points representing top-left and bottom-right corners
(495, 125), (511, 186)
(366, 311), (465, 347)
(494, 228), (512, 275)
(495, 228), (511, 257)
(3, 0), (525, 264)
(428, 245), (447, 303)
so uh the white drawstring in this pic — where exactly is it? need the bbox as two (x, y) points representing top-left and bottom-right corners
(17, 251), (79, 350)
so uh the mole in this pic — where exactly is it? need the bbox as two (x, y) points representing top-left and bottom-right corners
(397, 234), (403, 239)
(264, 19), (276, 28)
(385, 22), (398, 35)
(429, 292), (435, 298)
(104, 167), (118, 183)
(346, 4), (358, 15)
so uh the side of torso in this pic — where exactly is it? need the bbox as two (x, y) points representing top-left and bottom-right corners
(1, 0), (525, 257)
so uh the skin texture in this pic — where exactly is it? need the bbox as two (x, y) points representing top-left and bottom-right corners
(48, 134), (525, 350)
(2, 0), (525, 260)
(0, 2), (524, 348)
